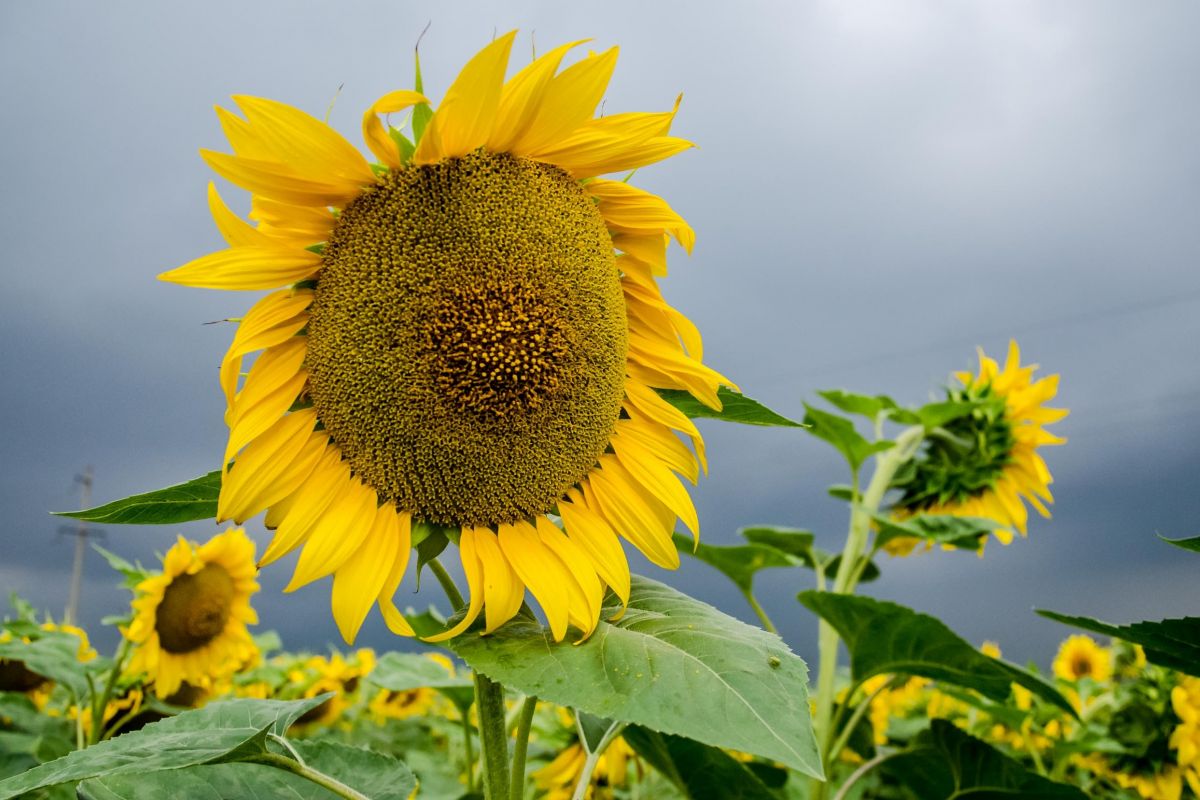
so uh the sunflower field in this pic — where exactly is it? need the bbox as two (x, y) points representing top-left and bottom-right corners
(2, 27), (1198, 800)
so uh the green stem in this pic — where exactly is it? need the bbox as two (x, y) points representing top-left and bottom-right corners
(825, 677), (897, 765)
(252, 752), (371, 800)
(571, 721), (626, 800)
(811, 425), (925, 800)
(462, 709), (477, 792)
(429, 557), (465, 611)
(742, 590), (778, 634)
(91, 637), (132, 745)
(831, 751), (889, 800)
(475, 671), (511, 800)
(510, 696), (538, 800)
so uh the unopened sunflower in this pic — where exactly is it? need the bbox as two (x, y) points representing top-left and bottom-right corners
(161, 32), (731, 643)
(888, 341), (1066, 553)
(125, 528), (260, 697)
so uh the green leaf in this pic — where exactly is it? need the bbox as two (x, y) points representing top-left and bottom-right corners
(368, 652), (474, 710)
(798, 592), (1076, 717)
(802, 405), (893, 472)
(0, 697), (328, 800)
(411, 47), (433, 144)
(890, 399), (985, 430)
(53, 471), (220, 525)
(623, 726), (778, 800)
(78, 765), (335, 800)
(1036, 611), (1200, 677)
(402, 605), (449, 640)
(387, 127), (415, 164)
(658, 387), (803, 427)
(881, 719), (1087, 799)
(0, 631), (97, 698)
(672, 533), (794, 593)
(872, 514), (996, 553)
(292, 740), (416, 800)
(575, 712), (619, 753)
(1160, 534), (1200, 554)
(444, 575), (822, 778)
(0, 694), (72, 739)
(91, 545), (150, 589)
(817, 390), (897, 420)
(738, 526), (879, 583)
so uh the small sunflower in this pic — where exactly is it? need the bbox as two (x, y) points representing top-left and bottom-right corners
(289, 649), (375, 729)
(161, 31), (732, 644)
(368, 653), (452, 723)
(888, 341), (1067, 554)
(1052, 634), (1113, 683)
(533, 737), (636, 800)
(125, 528), (260, 697)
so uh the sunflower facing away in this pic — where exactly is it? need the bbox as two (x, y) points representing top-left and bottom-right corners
(888, 340), (1067, 553)
(125, 528), (260, 697)
(160, 32), (732, 644)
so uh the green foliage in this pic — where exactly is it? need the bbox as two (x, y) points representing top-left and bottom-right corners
(623, 725), (779, 800)
(670, 532), (794, 593)
(1160, 534), (1200, 553)
(871, 513), (997, 553)
(1037, 611), (1200, 677)
(802, 405), (893, 472)
(444, 576), (823, 778)
(0, 631), (100, 699)
(658, 387), (804, 427)
(881, 719), (1088, 799)
(368, 652), (474, 710)
(0, 697), (328, 799)
(798, 592), (1076, 715)
(736, 526), (879, 583)
(53, 471), (220, 525)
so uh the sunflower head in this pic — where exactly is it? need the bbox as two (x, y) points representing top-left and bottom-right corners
(0, 621), (96, 699)
(1052, 634), (1113, 683)
(161, 31), (733, 645)
(125, 528), (260, 697)
(887, 341), (1067, 554)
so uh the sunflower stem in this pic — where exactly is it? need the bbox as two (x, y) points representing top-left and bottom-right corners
(742, 589), (778, 634)
(475, 671), (511, 800)
(251, 751), (371, 800)
(462, 710), (477, 792)
(812, 425), (924, 799)
(510, 695), (538, 800)
(91, 636), (132, 745)
(429, 557), (465, 611)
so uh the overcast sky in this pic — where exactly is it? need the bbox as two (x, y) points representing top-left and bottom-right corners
(2, 1), (1198, 668)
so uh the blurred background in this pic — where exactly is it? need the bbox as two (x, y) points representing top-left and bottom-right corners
(2, 1), (1197, 665)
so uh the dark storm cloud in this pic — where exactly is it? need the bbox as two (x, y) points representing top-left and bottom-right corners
(2, 1), (1198, 666)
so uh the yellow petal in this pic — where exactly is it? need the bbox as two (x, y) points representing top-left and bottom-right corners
(234, 95), (375, 185)
(559, 490), (631, 610)
(475, 526), (526, 634)
(414, 31), (517, 163)
(424, 528), (485, 642)
(207, 183), (268, 247)
(218, 410), (320, 522)
(201, 150), (360, 207)
(586, 458), (679, 569)
(588, 179), (695, 253)
(535, 517), (604, 639)
(249, 197), (335, 242)
(218, 289), (312, 409)
(613, 233), (668, 276)
(361, 90), (429, 167)
(488, 39), (588, 152)
(159, 244), (321, 290)
(611, 431), (699, 541)
(377, 508), (415, 637)
(534, 134), (693, 179)
(624, 379), (707, 473)
(224, 338), (308, 464)
(216, 105), (275, 160)
(331, 504), (401, 643)
(614, 417), (698, 484)
(260, 451), (349, 566)
(497, 521), (570, 641)
(286, 478), (379, 591)
(513, 47), (619, 155)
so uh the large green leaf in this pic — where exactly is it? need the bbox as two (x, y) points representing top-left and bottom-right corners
(672, 533), (794, 593)
(1036, 611), (1200, 677)
(880, 719), (1087, 799)
(292, 740), (416, 800)
(739, 526), (879, 583)
(816, 390), (898, 421)
(872, 514), (996, 553)
(368, 652), (474, 710)
(1160, 534), (1200, 554)
(53, 472), (221, 525)
(658, 387), (803, 427)
(623, 725), (778, 800)
(890, 399), (985, 431)
(802, 405), (893, 472)
(0, 697), (327, 799)
(444, 575), (822, 778)
(0, 694), (71, 739)
(798, 593), (1075, 716)
(0, 631), (99, 698)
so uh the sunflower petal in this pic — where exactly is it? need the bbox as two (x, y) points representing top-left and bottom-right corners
(535, 517), (604, 639)
(224, 338), (308, 463)
(513, 47), (619, 155)
(362, 90), (429, 167)
(160, 244), (322, 290)
(476, 526), (527, 634)
(424, 529), (485, 642)
(218, 289), (312, 409)
(208, 183), (269, 247)
(589, 179), (695, 253)
(488, 39), (588, 152)
(331, 503), (401, 643)
(559, 490), (631, 611)
(201, 150), (360, 207)
(234, 95), (375, 185)
(497, 521), (570, 641)
(260, 452), (349, 566)
(377, 508), (415, 637)
(286, 478), (379, 591)
(218, 410), (320, 522)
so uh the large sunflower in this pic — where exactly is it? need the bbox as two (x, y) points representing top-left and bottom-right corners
(125, 528), (260, 697)
(160, 32), (731, 644)
(888, 340), (1066, 551)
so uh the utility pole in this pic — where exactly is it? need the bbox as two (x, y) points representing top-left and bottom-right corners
(64, 466), (93, 626)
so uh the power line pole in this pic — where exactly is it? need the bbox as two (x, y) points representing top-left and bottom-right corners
(64, 466), (93, 626)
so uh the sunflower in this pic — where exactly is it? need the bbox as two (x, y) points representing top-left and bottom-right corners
(289, 649), (375, 729)
(887, 341), (1066, 554)
(368, 653), (452, 723)
(0, 622), (96, 706)
(125, 528), (260, 697)
(1052, 634), (1113, 684)
(160, 32), (731, 644)
(533, 737), (636, 800)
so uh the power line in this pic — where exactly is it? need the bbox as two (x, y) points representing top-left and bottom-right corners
(64, 466), (92, 626)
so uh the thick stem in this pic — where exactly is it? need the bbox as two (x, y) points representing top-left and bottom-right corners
(429, 557), (465, 611)
(743, 590), (778, 634)
(510, 696), (538, 800)
(811, 425), (924, 799)
(475, 671), (511, 800)
(253, 752), (371, 800)
(462, 711), (476, 792)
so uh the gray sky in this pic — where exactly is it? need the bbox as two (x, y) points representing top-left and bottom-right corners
(2, 1), (1198, 668)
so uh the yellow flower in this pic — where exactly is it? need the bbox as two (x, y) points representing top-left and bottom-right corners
(533, 737), (635, 800)
(1170, 677), (1200, 769)
(1052, 634), (1112, 683)
(368, 653), (452, 722)
(125, 528), (260, 697)
(289, 649), (375, 729)
(888, 341), (1066, 554)
(160, 32), (733, 645)
(70, 687), (144, 740)
(0, 622), (96, 705)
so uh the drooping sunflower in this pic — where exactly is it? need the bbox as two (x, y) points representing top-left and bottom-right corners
(125, 528), (260, 697)
(1052, 634), (1113, 684)
(888, 340), (1067, 553)
(160, 32), (731, 644)
(0, 622), (96, 708)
